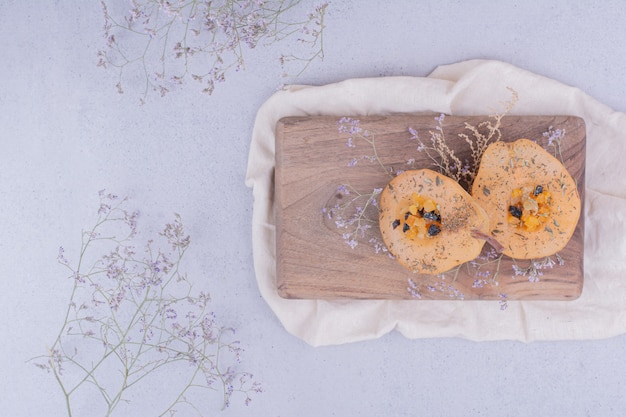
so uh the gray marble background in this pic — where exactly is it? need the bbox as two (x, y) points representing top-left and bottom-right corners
(2, 1), (625, 416)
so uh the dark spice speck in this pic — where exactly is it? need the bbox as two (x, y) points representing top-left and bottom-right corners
(509, 205), (522, 219)
(427, 224), (441, 237)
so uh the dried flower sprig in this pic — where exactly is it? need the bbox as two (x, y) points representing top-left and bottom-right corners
(498, 293), (508, 310)
(466, 247), (505, 288)
(412, 113), (472, 188)
(326, 118), (396, 253)
(338, 117), (393, 176)
(33, 191), (261, 416)
(407, 275), (465, 300)
(543, 125), (566, 162)
(278, 2), (328, 78)
(98, 0), (328, 101)
(412, 87), (519, 191)
(512, 254), (564, 283)
(323, 184), (386, 251)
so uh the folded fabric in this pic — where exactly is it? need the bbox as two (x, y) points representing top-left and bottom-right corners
(245, 59), (626, 347)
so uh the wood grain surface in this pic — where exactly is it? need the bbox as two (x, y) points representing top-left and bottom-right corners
(275, 115), (586, 300)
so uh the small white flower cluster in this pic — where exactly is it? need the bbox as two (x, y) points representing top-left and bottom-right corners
(407, 275), (465, 300)
(512, 255), (562, 283)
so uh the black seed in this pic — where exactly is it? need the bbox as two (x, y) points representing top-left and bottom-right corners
(392, 219), (401, 229)
(509, 205), (522, 218)
(427, 224), (441, 237)
(423, 211), (441, 222)
(404, 211), (411, 220)
(403, 223), (410, 233)
(534, 185), (543, 196)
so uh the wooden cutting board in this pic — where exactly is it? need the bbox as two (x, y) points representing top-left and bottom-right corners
(275, 115), (585, 300)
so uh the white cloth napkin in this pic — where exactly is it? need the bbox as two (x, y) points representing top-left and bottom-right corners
(245, 59), (626, 346)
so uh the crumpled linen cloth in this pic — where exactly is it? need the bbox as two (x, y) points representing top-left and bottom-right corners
(245, 59), (626, 347)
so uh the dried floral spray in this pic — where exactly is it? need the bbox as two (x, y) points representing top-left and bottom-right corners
(98, 0), (328, 101)
(33, 191), (261, 416)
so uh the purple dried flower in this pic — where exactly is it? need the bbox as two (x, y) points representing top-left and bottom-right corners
(164, 308), (177, 320)
(556, 253), (565, 266)
(543, 126), (566, 146)
(472, 279), (487, 288)
(73, 272), (86, 284)
(337, 184), (350, 195)
(337, 117), (362, 134)
(57, 246), (69, 265)
(369, 237), (388, 254)
(499, 293), (508, 310)
(407, 278), (422, 298)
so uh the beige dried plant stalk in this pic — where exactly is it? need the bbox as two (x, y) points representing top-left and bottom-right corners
(420, 87), (519, 191)
(459, 87), (519, 183)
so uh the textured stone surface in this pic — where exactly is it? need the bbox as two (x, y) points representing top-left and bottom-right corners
(2, 1), (626, 416)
